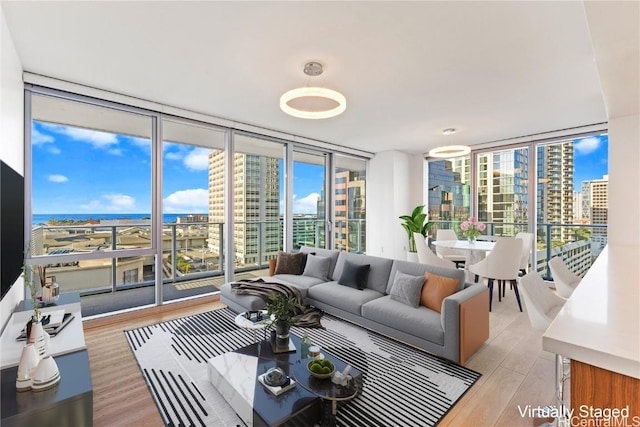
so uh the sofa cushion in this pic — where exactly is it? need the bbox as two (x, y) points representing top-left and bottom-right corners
(361, 296), (445, 345)
(338, 260), (370, 290)
(386, 260), (465, 294)
(274, 251), (304, 275)
(270, 274), (325, 298)
(308, 282), (383, 315)
(303, 254), (331, 281)
(332, 252), (393, 294)
(300, 246), (340, 278)
(389, 271), (425, 308)
(420, 272), (459, 313)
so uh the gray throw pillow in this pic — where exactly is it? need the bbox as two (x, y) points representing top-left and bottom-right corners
(389, 271), (426, 308)
(302, 254), (331, 281)
(274, 251), (304, 275)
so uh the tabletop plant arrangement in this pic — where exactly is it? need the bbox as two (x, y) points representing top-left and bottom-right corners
(266, 292), (302, 348)
(459, 217), (486, 243)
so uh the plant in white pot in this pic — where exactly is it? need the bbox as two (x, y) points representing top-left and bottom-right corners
(399, 205), (434, 261)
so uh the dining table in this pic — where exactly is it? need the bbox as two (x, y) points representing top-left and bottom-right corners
(432, 239), (496, 281)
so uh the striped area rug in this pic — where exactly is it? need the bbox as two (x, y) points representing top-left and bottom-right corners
(125, 308), (480, 427)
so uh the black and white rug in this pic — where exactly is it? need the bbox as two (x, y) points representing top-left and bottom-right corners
(125, 308), (481, 427)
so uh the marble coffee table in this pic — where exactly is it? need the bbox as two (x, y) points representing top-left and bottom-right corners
(208, 334), (361, 427)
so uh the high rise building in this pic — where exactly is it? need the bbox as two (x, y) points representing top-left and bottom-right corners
(572, 191), (583, 220)
(581, 174), (608, 254)
(427, 160), (470, 222)
(208, 151), (280, 265)
(335, 170), (366, 252)
(536, 142), (574, 243)
(477, 148), (528, 236)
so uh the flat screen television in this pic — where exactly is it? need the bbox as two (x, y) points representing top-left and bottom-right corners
(1, 160), (25, 299)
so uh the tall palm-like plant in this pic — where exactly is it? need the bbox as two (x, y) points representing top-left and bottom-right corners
(399, 205), (434, 253)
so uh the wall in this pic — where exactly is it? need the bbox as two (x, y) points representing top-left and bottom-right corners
(0, 8), (25, 331)
(608, 114), (640, 246)
(367, 150), (417, 260)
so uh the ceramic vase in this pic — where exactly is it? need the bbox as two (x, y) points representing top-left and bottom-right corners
(31, 356), (61, 392)
(28, 321), (48, 358)
(16, 343), (39, 392)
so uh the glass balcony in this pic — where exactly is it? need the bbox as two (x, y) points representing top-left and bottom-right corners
(28, 218), (367, 317)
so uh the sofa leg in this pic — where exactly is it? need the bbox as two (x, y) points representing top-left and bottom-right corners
(487, 279), (494, 312)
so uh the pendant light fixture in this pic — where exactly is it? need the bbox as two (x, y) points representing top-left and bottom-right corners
(428, 128), (471, 158)
(280, 62), (346, 119)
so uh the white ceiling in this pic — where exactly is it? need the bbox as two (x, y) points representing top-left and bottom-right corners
(1, 1), (614, 155)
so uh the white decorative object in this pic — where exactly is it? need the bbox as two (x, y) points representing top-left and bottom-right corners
(42, 278), (60, 305)
(28, 321), (47, 357)
(31, 356), (61, 392)
(16, 344), (39, 391)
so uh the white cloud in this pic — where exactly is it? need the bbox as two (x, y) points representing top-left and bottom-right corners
(163, 189), (208, 213)
(107, 148), (123, 156)
(48, 146), (61, 155)
(41, 123), (118, 149)
(183, 148), (211, 171)
(48, 174), (68, 183)
(80, 193), (136, 212)
(32, 128), (54, 146)
(574, 136), (601, 155)
(165, 151), (183, 161)
(293, 192), (320, 214)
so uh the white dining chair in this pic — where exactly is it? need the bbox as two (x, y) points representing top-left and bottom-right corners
(519, 272), (567, 331)
(520, 272), (570, 425)
(467, 238), (523, 311)
(413, 233), (456, 269)
(435, 229), (466, 267)
(515, 232), (534, 276)
(548, 257), (581, 298)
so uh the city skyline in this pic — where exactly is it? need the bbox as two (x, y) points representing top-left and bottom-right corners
(31, 122), (607, 215)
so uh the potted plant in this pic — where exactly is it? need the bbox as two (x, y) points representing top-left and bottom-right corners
(266, 293), (302, 346)
(399, 205), (434, 261)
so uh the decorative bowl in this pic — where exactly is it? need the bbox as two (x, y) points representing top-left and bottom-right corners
(264, 367), (287, 386)
(307, 359), (335, 379)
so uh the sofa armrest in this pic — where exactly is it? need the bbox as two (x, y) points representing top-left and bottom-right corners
(441, 283), (489, 364)
(268, 258), (277, 276)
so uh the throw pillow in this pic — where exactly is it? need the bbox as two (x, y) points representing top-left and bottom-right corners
(299, 251), (316, 275)
(420, 272), (459, 313)
(338, 261), (371, 290)
(274, 251), (304, 275)
(302, 254), (331, 281)
(389, 271), (426, 308)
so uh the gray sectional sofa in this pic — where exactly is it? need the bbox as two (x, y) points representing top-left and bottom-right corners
(220, 246), (489, 365)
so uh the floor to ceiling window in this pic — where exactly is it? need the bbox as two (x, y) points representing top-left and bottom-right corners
(535, 133), (609, 278)
(233, 134), (284, 272)
(476, 147), (529, 237)
(29, 91), (156, 313)
(292, 150), (326, 249)
(161, 118), (227, 302)
(426, 155), (471, 236)
(426, 131), (608, 280)
(25, 86), (370, 316)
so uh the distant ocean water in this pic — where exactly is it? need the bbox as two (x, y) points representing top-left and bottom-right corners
(32, 213), (202, 226)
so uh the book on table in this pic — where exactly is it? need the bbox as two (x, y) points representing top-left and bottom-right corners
(16, 309), (75, 340)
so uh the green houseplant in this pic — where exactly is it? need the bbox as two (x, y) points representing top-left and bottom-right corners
(399, 205), (434, 253)
(266, 292), (302, 343)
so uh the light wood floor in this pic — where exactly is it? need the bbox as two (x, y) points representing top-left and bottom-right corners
(83, 290), (556, 427)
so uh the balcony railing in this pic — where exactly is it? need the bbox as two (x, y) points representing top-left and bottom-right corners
(430, 220), (607, 280)
(28, 218), (367, 314)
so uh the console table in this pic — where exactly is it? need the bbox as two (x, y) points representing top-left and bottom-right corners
(0, 292), (93, 426)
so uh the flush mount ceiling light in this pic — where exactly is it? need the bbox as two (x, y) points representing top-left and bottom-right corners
(280, 62), (346, 119)
(428, 145), (471, 158)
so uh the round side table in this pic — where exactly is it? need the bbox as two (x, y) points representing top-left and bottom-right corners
(234, 310), (270, 342)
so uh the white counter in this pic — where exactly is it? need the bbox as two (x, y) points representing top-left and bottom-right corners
(543, 244), (640, 379)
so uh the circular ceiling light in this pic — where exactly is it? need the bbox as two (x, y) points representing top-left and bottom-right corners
(280, 62), (347, 119)
(442, 128), (457, 135)
(428, 145), (471, 158)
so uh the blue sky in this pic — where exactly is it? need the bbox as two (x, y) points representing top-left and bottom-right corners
(31, 122), (325, 215)
(31, 122), (608, 214)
